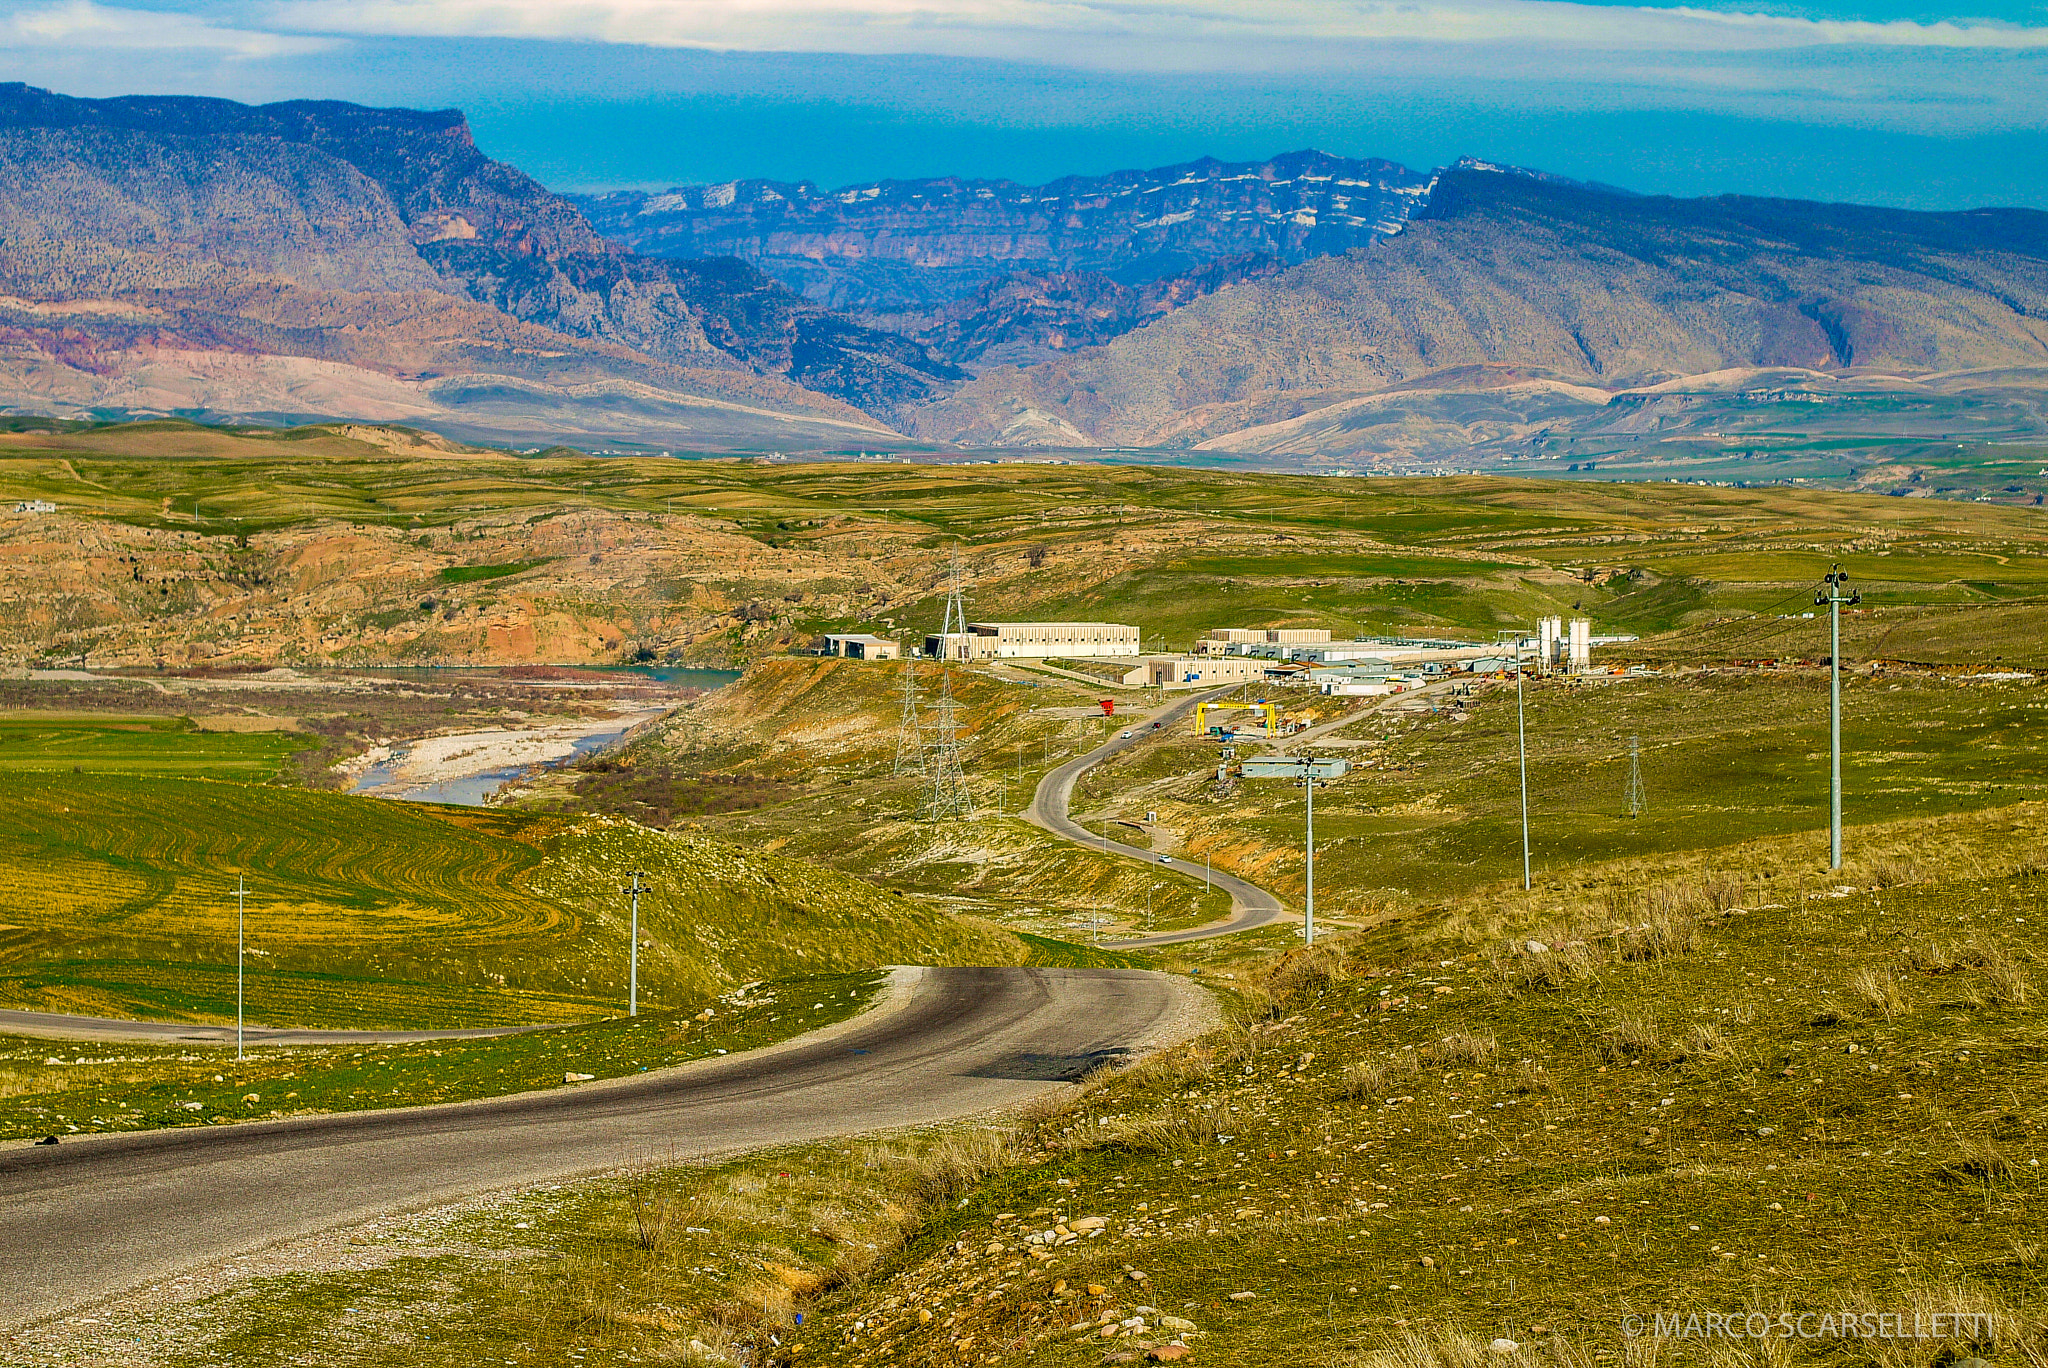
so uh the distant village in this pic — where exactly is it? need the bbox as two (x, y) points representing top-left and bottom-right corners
(816, 616), (1640, 696)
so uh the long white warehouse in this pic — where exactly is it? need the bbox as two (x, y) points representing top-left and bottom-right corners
(925, 621), (1141, 660)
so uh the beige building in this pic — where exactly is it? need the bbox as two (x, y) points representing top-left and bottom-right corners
(1197, 626), (1331, 654)
(820, 632), (901, 660)
(1118, 655), (1271, 687)
(925, 621), (1140, 661)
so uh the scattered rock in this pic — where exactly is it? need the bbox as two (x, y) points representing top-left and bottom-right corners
(563, 1072), (596, 1083)
(1227, 1291), (1256, 1301)
(1593, 1216), (1611, 1225)
(1526, 940), (1548, 954)
(1490, 1339), (1520, 1354)
(1419, 1256), (1437, 1268)
(1149, 1347), (1191, 1363)
(985, 1242), (1006, 1255)
(1159, 1316), (1198, 1332)
(1088, 1284), (1108, 1297)
(1072, 1216), (1110, 1232)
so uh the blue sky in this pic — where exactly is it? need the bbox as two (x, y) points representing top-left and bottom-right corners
(1, 0), (2044, 207)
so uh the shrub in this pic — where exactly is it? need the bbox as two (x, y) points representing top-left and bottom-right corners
(1973, 943), (2033, 1009)
(1848, 965), (1907, 1018)
(1599, 1009), (1667, 1064)
(1421, 1031), (1499, 1068)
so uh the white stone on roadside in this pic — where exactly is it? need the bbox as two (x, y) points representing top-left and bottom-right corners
(563, 1072), (595, 1083)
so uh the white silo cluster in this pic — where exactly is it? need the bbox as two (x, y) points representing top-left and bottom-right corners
(1536, 615), (1593, 673)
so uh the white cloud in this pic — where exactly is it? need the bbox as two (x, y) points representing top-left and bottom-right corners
(5, 1), (329, 56)
(256, 0), (2048, 65)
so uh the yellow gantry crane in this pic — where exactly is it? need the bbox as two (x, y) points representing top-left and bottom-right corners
(1194, 700), (1279, 734)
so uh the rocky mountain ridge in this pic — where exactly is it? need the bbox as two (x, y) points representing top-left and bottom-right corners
(0, 84), (958, 441)
(907, 165), (2048, 452)
(571, 150), (1435, 312)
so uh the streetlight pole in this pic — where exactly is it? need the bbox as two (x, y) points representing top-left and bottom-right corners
(235, 872), (245, 1060)
(1817, 565), (1859, 870)
(622, 870), (648, 1015)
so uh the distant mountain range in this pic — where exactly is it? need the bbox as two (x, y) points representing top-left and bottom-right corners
(2, 83), (2044, 465)
(570, 151), (1434, 311)
(0, 83), (956, 446)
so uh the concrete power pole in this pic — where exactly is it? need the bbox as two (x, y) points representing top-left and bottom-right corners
(622, 870), (648, 1015)
(1816, 565), (1859, 869)
(235, 872), (246, 1060)
(1498, 630), (1534, 890)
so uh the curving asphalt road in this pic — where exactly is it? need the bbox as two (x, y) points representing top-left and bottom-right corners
(0, 965), (1211, 1331)
(1024, 688), (1290, 947)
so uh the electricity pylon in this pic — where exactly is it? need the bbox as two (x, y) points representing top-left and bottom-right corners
(921, 551), (973, 820)
(1625, 734), (1646, 818)
(892, 657), (924, 777)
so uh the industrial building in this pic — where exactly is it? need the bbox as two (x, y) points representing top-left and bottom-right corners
(819, 632), (901, 660)
(1116, 655), (1271, 687)
(924, 621), (1141, 661)
(1197, 627), (1330, 654)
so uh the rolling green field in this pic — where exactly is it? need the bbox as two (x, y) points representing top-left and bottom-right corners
(0, 715), (1033, 1027)
(0, 713), (311, 776)
(1102, 673), (2048, 915)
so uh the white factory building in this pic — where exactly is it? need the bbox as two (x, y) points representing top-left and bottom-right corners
(924, 621), (1141, 661)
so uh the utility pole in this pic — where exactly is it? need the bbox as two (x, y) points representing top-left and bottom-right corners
(1817, 565), (1859, 869)
(235, 872), (246, 1060)
(622, 870), (648, 1015)
(1498, 630), (1533, 890)
(1299, 751), (1318, 947)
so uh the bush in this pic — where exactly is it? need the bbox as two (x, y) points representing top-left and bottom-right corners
(1420, 1031), (1499, 1068)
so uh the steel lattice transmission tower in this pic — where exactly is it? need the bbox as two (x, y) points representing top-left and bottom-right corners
(892, 657), (924, 777)
(1625, 734), (1647, 818)
(921, 551), (974, 820)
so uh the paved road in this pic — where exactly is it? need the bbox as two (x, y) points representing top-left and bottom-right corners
(1023, 688), (1290, 947)
(0, 966), (1209, 1330)
(0, 1009), (552, 1046)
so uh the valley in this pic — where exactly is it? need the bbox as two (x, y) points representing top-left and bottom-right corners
(3, 425), (2045, 1368)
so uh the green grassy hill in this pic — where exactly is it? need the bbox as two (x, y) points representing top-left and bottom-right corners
(0, 717), (1027, 1026)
